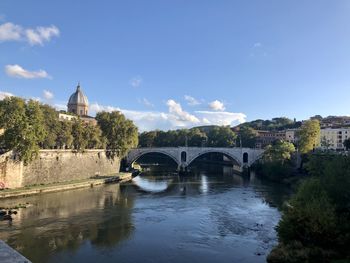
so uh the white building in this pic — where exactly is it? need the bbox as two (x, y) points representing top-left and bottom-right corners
(319, 128), (350, 150)
(58, 113), (77, 121)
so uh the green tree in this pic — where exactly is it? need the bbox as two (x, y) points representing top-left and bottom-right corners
(0, 97), (46, 164)
(236, 126), (258, 147)
(207, 126), (237, 147)
(343, 138), (350, 151)
(268, 154), (350, 262)
(56, 121), (73, 149)
(263, 140), (296, 163)
(83, 123), (104, 149)
(139, 131), (158, 147)
(40, 104), (60, 149)
(71, 118), (87, 151)
(96, 111), (138, 157)
(188, 128), (207, 147)
(298, 119), (320, 154)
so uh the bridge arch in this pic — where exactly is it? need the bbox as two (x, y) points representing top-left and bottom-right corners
(187, 150), (242, 167)
(128, 150), (180, 167)
(247, 152), (265, 167)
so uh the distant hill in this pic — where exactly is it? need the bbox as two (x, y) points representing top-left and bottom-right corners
(233, 117), (302, 131)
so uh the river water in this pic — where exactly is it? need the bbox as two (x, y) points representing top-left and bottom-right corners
(0, 166), (290, 263)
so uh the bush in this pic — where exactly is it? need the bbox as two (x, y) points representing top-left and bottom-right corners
(269, 154), (350, 262)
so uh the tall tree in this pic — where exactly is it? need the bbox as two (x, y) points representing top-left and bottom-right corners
(0, 97), (46, 164)
(188, 128), (207, 147)
(40, 104), (60, 149)
(298, 119), (320, 154)
(83, 123), (104, 149)
(343, 138), (350, 151)
(207, 126), (237, 147)
(139, 131), (158, 147)
(236, 126), (258, 147)
(263, 140), (295, 164)
(71, 118), (87, 151)
(96, 111), (138, 157)
(56, 121), (73, 149)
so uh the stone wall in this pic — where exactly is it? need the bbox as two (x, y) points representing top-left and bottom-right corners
(0, 150), (120, 189)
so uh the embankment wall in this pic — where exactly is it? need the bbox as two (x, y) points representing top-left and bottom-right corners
(0, 150), (120, 189)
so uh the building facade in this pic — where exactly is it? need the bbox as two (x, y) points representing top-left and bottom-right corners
(255, 130), (286, 148)
(319, 128), (350, 150)
(285, 129), (298, 143)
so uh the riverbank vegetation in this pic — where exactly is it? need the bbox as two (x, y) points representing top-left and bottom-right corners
(264, 119), (350, 262)
(268, 153), (350, 263)
(0, 96), (138, 163)
(254, 119), (321, 183)
(254, 140), (296, 183)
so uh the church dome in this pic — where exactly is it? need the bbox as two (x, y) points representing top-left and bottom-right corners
(68, 84), (89, 106)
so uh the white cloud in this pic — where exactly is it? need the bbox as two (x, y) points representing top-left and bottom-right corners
(43, 90), (54, 100)
(25, 25), (59, 46)
(166, 99), (200, 124)
(184, 95), (200, 106)
(0, 22), (22, 42)
(254, 42), (262, 48)
(208, 100), (225, 111)
(90, 103), (119, 113)
(0, 91), (13, 100)
(196, 111), (246, 126)
(139, 98), (154, 107)
(5, 64), (51, 79)
(0, 22), (59, 45)
(89, 100), (246, 132)
(129, 76), (142, 88)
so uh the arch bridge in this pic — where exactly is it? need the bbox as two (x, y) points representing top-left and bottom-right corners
(126, 147), (264, 172)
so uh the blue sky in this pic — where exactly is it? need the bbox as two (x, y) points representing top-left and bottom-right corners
(1, 1), (350, 131)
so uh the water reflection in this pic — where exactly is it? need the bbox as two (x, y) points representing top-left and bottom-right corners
(0, 165), (290, 263)
(132, 175), (173, 193)
(0, 184), (134, 263)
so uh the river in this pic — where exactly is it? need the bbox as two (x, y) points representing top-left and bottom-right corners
(0, 166), (290, 263)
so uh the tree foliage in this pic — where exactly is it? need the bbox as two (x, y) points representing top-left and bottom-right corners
(343, 138), (350, 151)
(207, 126), (236, 147)
(236, 126), (258, 147)
(268, 154), (350, 263)
(263, 140), (296, 163)
(255, 140), (296, 182)
(96, 111), (138, 157)
(138, 126), (235, 148)
(0, 96), (138, 163)
(238, 117), (301, 131)
(298, 119), (320, 154)
(0, 97), (46, 164)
